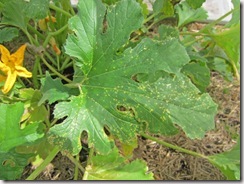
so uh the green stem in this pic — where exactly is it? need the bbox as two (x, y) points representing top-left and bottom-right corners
(183, 37), (204, 47)
(26, 146), (60, 180)
(199, 8), (236, 34)
(87, 147), (94, 166)
(17, 78), (25, 87)
(231, 61), (240, 81)
(60, 56), (72, 70)
(140, 133), (208, 160)
(24, 30), (34, 45)
(44, 52), (58, 67)
(27, 24), (45, 40)
(40, 56), (72, 83)
(74, 155), (80, 180)
(50, 119), (58, 127)
(66, 153), (85, 173)
(143, 13), (158, 24)
(49, 3), (72, 18)
(180, 32), (210, 37)
(32, 57), (41, 89)
(57, 55), (60, 71)
(43, 24), (68, 48)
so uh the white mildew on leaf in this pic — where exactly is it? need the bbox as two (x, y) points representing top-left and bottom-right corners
(49, 0), (217, 155)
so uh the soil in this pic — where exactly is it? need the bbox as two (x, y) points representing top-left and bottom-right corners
(2, 24), (240, 181)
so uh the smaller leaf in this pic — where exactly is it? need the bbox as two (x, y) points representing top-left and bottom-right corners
(153, 0), (174, 16)
(175, 1), (207, 27)
(120, 137), (138, 157)
(225, 0), (240, 28)
(0, 102), (44, 152)
(158, 25), (179, 40)
(0, 149), (33, 180)
(207, 57), (233, 81)
(16, 136), (53, 167)
(39, 72), (70, 105)
(83, 149), (154, 180)
(23, 0), (49, 19)
(136, 0), (149, 18)
(208, 138), (240, 180)
(0, 27), (19, 43)
(19, 88), (48, 123)
(186, 0), (205, 9)
(211, 23), (240, 75)
(182, 60), (210, 92)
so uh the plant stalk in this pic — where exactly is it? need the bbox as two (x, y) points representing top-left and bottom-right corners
(40, 56), (72, 83)
(66, 153), (85, 173)
(26, 146), (60, 180)
(49, 3), (72, 18)
(140, 132), (208, 160)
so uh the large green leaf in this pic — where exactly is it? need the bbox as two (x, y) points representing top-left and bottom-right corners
(0, 102), (44, 152)
(175, 1), (208, 27)
(49, 0), (217, 155)
(83, 149), (154, 180)
(0, 149), (33, 180)
(208, 138), (240, 180)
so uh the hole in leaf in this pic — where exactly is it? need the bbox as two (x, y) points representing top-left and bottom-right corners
(2, 159), (15, 167)
(103, 10), (108, 33)
(131, 74), (140, 83)
(104, 125), (111, 136)
(55, 116), (68, 125)
(131, 73), (149, 83)
(116, 105), (135, 117)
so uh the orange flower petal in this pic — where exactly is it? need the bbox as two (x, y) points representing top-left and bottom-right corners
(11, 44), (27, 66)
(2, 71), (17, 94)
(45, 16), (56, 23)
(0, 45), (10, 63)
(15, 65), (32, 78)
(0, 61), (10, 74)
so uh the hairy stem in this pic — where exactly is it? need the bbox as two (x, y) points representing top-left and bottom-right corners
(66, 153), (85, 173)
(74, 155), (79, 180)
(140, 133), (208, 160)
(26, 146), (60, 180)
(49, 3), (72, 18)
(41, 56), (72, 83)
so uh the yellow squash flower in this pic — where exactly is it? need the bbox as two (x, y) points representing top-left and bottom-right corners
(0, 44), (32, 94)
